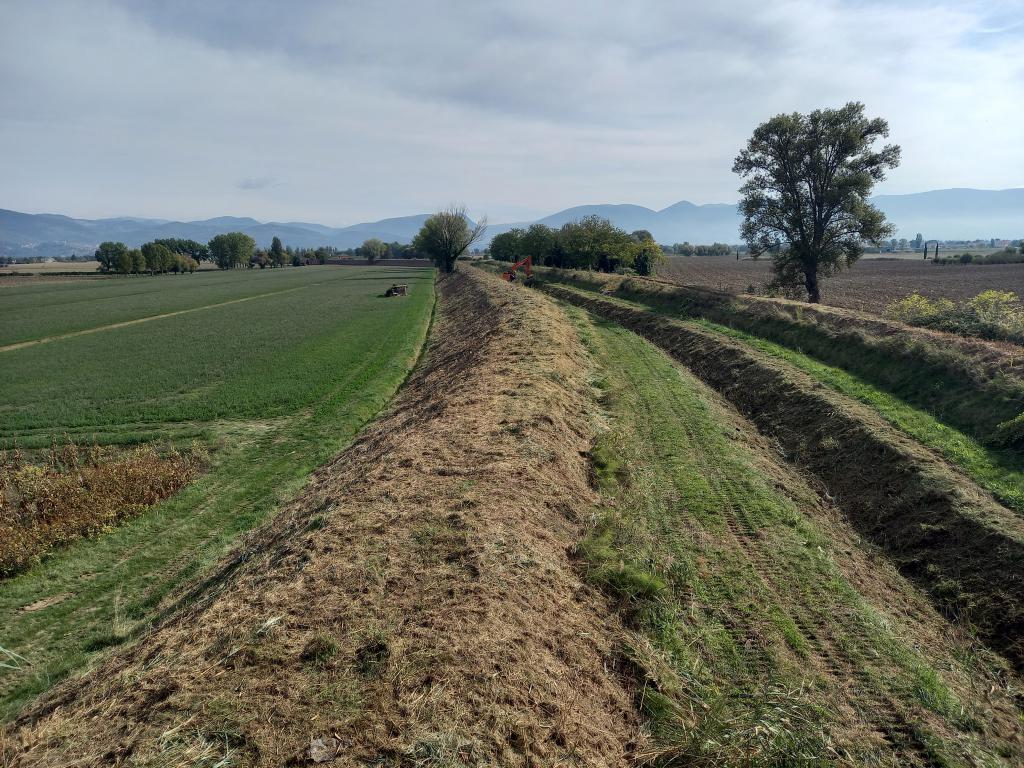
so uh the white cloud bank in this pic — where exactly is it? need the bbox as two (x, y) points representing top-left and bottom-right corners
(1, 0), (1021, 223)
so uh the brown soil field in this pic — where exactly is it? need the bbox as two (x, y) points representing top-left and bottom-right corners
(2, 270), (642, 766)
(660, 256), (1024, 314)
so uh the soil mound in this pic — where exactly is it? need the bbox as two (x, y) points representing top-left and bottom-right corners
(4, 271), (640, 766)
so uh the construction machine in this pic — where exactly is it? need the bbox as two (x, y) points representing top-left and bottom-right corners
(500, 255), (534, 286)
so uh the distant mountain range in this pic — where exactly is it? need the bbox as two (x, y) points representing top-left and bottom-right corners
(2, 188), (1021, 258)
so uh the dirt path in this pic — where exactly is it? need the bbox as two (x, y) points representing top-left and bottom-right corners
(3, 270), (640, 766)
(0, 284), (317, 353)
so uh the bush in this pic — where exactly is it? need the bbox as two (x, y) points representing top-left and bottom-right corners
(885, 290), (1024, 344)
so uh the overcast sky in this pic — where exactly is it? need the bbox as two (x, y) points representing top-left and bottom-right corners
(1, 1), (1022, 225)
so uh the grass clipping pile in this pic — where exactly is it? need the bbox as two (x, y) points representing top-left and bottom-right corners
(4, 271), (640, 766)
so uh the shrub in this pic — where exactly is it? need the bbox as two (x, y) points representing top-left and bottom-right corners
(0, 439), (204, 576)
(885, 290), (1024, 344)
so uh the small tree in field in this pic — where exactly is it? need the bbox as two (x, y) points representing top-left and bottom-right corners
(360, 238), (387, 264)
(269, 236), (286, 267)
(412, 206), (486, 273)
(733, 102), (900, 302)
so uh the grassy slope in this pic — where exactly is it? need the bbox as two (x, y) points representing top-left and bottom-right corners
(692, 318), (1024, 515)
(568, 306), (1021, 766)
(533, 273), (1023, 518)
(0, 268), (435, 719)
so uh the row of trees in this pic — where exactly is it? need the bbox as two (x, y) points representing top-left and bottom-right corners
(666, 242), (734, 256)
(489, 217), (665, 275)
(95, 240), (202, 274)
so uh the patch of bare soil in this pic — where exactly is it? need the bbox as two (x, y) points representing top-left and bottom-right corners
(3, 271), (641, 766)
(660, 255), (1024, 317)
(543, 283), (1024, 672)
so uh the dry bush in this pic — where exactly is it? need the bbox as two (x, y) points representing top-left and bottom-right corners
(886, 289), (1024, 344)
(0, 438), (204, 577)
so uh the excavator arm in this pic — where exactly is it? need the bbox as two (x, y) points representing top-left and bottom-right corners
(500, 255), (533, 283)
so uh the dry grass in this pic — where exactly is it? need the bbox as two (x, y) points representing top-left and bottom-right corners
(4, 269), (642, 766)
(0, 440), (204, 577)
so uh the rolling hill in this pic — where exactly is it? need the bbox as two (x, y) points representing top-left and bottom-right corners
(2, 188), (1021, 258)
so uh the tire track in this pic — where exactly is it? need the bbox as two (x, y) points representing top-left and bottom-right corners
(0, 284), (319, 353)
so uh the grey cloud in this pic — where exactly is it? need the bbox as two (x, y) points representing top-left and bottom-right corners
(0, 0), (1021, 225)
(237, 177), (280, 190)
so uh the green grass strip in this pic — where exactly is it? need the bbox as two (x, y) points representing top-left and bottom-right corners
(692, 317), (1024, 514)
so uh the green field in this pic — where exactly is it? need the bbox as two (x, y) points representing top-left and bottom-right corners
(0, 266), (435, 717)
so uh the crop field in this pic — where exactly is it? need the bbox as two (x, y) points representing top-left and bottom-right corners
(5, 266), (1024, 766)
(0, 265), (434, 716)
(660, 255), (1024, 314)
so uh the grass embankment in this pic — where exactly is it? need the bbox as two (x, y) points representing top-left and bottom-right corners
(546, 282), (1024, 673)
(531, 266), (1024, 448)
(2, 270), (641, 766)
(524, 266), (1024, 512)
(568, 307), (1023, 766)
(693, 320), (1024, 515)
(0, 267), (435, 719)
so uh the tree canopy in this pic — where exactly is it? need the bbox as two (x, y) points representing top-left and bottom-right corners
(208, 232), (256, 270)
(359, 238), (388, 263)
(94, 241), (128, 272)
(411, 206), (486, 273)
(733, 101), (900, 302)
(487, 217), (665, 275)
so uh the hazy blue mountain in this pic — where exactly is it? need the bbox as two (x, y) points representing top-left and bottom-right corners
(871, 188), (1024, 240)
(2, 188), (1020, 258)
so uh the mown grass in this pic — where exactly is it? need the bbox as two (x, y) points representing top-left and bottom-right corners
(527, 265), (1024, 448)
(1, 267), (431, 445)
(565, 306), (1015, 766)
(0, 267), (346, 347)
(524, 266), (1024, 516)
(0, 266), (435, 719)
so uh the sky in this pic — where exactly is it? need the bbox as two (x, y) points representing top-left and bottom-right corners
(1, 0), (1022, 225)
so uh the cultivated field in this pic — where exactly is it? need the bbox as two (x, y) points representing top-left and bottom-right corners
(0, 265), (435, 716)
(660, 255), (1024, 314)
(4, 265), (1024, 766)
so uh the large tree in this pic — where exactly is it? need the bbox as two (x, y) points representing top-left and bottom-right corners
(411, 206), (486, 273)
(153, 238), (210, 263)
(94, 241), (128, 272)
(141, 242), (175, 273)
(359, 237), (387, 264)
(630, 230), (666, 276)
(488, 228), (524, 262)
(733, 102), (900, 302)
(208, 232), (256, 270)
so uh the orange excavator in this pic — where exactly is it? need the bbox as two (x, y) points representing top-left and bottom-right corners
(501, 255), (534, 286)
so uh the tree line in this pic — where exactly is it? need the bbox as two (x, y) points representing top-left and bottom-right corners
(94, 238), (205, 274)
(488, 217), (666, 275)
(667, 242), (734, 256)
(93, 233), (426, 274)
